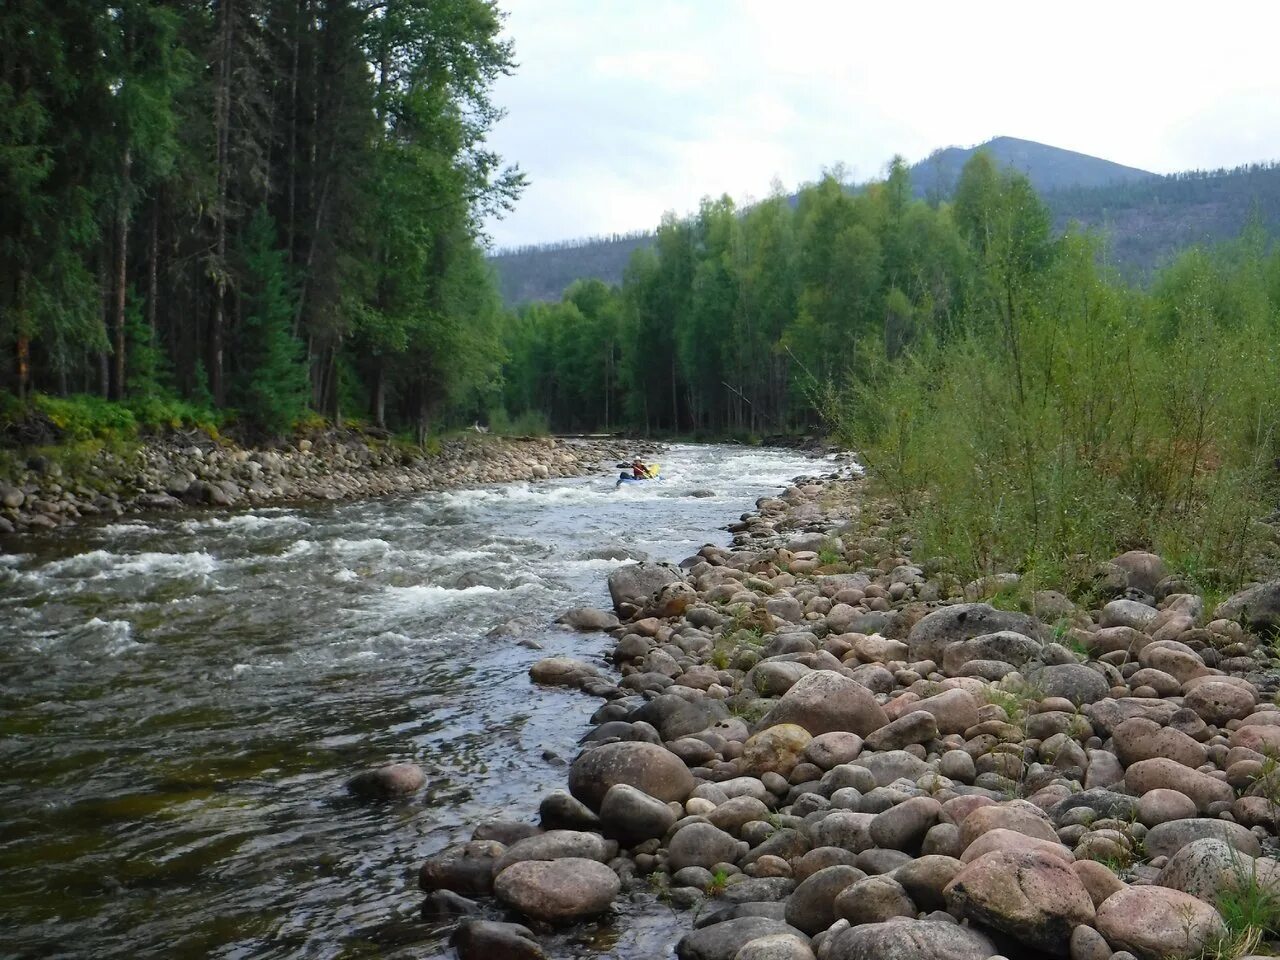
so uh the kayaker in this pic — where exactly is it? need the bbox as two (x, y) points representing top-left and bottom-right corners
(631, 458), (652, 479)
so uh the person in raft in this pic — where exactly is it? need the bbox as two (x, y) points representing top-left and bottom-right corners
(631, 458), (655, 479)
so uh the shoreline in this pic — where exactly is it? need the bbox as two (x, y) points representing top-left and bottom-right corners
(0, 433), (657, 540)
(408, 464), (1280, 960)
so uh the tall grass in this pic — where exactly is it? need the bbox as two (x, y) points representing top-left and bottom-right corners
(831, 231), (1280, 590)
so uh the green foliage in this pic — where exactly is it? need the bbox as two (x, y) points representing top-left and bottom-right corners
(1206, 855), (1280, 960)
(5, 391), (218, 443)
(32, 394), (138, 441)
(0, 0), (519, 438)
(487, 408), (550, 437)
(831, 184), (1280, 589)
(704, 868), (731, 897)
(233, 208), (307, 436)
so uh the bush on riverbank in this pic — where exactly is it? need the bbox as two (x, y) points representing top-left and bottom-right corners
(830, 213), (1280, 593)
(0, 391), (222, 446)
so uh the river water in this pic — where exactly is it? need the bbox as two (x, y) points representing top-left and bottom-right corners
(0, 443), (823, 960)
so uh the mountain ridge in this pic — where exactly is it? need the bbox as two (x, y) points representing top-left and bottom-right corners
(490, 138), (1278, 305)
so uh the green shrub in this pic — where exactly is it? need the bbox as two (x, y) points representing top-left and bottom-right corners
(33, 393), (138, 441)
(487, 407), (550, 436)
(830, 231), (1280, 592)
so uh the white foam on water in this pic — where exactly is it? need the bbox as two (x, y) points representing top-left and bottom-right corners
(41, 549), (219, 580)
(178, 513), (309, 535)
(100, 521), (155, 536)
(437, 483), (615, 510)
(380, 581), (535, 612)
(561, 557), (633, 573)
(282, 540), (316, 558)
(332, 568), (360, 583)
(40, 617), (141, 657)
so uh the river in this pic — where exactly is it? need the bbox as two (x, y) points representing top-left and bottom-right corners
(0, 443), (824, 960)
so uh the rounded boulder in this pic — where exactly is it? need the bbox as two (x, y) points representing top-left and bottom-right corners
(568, 741), (696, 809)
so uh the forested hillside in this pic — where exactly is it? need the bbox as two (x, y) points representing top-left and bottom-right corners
(489, 141), (1280, 304)
(499, 153), (1280, 441)
(1, 0), (520, 440)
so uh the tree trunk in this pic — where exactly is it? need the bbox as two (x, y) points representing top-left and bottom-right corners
(110, 147), (132, 401)
(210, 0), (235, 406)
(372, 359), (385, 428)
(147, 197), (159, 336)
(15, 334), (30, 401)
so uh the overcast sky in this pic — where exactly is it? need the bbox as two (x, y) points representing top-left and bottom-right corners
(483, 1), (1280, 249)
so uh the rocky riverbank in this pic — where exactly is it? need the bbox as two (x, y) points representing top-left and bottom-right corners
(0, 433), (652, 537)
(395, 464), (1280, 960)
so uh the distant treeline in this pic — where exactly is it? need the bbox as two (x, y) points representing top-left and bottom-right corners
(1, 0), (521, 439)
(498, 152), (1280, 443)
(489, 160), (1280, 304)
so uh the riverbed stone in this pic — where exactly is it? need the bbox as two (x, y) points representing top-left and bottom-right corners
(1096, 885), (1226, 960)
(1112, 717), (1206, 769)
(568, 741), (696, 809)
(1183, 680), (1257, 725)
(906, 603), (1045, 664)
(942, 631), (1043, 675)
(1030, 663), (1110, 705)
(529, 656), (599, 687)
(493, 857), (620, 922)
(820, 917), (998, 960)
(802, 732), (863, 770)
(869, 796), (941, 852)
(492, 830), (615, 874)
(598, 783), (677, 843)
(833, 874), (916, 924)
(669, 822), (747, 872)
(451, 919), (546, 960)
(676, 918), (809, 960)
(538, 789), (601, 830)
(758, 671), (888, 737)
(345, 762), (425, 799)
(863, 711), (938, 752)
(733, 933), (815, 960)
(419, 840), (506, 894)
(1214, 579), (1280, 633)
(783, 864), (863, 934)
(556, 607), (620, 631)
(742, 724), (813, 777)
(944, 848), (1095, 956)
(1122, 759), (1233, 812)
(1142, 818), (1261, 860)
(608, 562), (683, 617)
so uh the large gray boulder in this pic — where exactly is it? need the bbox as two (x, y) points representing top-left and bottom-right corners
(418, 840), (505, 894)
(784, 864), (864, 935)
(568, 741), (696, 809)
(492, 830), (615, 874)
(668, 822), (747, 871)
(1143, 818), (1261, 860)
(631, 693), (730, 740)
(676, 918), (809, 960)
(1111, 550), (1168, 594)
(598, 783), (677, 843)
(1028, 663), (1110, 705)
(907, 604), (1045, 664)
(451, 920), (545, 960)
(759, 671), (888, 737)
(1156, 837), (1275, 903)
(941, 631), (1042, 675)
(346, 762), (425, 800)
(608, 562), (683, 616)
(820, 918), (997, 960)
(1215, 580), (1280, 633)
(493, 857), (619, 922)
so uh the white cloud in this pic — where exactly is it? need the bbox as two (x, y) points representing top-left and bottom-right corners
(484, 0), (1280, 248)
